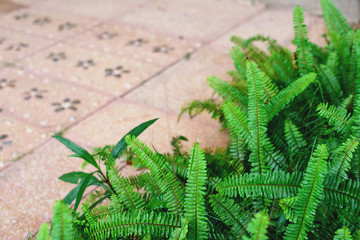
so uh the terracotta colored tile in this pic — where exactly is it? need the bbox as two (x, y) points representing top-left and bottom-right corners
(24, 42), (160, 95)
(0, 8), (99, 40)
(0, 139), (92, 239)
(0, 114), (48, 165)
(0, 68), (111, 133)
(70, 23), (200, 67)
(64, 99), (229, 154)
(33, 0), (150, 19)
(0, 28), (54, 62)
(124, 45), (233, 113)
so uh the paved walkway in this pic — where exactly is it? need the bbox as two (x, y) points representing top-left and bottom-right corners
(0, 0), (325, 238)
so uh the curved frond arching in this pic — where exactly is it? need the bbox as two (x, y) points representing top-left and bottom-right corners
(320, 0), (352, 36)
(243, 211), (270, 240)
(316, 102), (351, 134)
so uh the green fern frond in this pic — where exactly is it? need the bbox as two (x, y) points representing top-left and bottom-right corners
(207, 76), (248, 109)
(284, 144), (328, 240)
(334, 226), (353, 240)
(209, 194), (251, 238)
(178, 99), (224, 122)
(293, 6), (315, 76)
(338, 95), (353, 110)
(317, 64), (343, 102)
(247, 61), (269, 173)
(329, 137), (359, 180)
(279, 197), (297, 223)
(126, 136), (184, 215)
(37, 223), (50, 240)
(84, 210), (180, 239)
(228, 129), (246, 161)
(216, 171), (301, 199)
(170, 219), (189, 240)
(324, 178), (360, 209)
(185, 142), (209, 240)
(82, 203), (96, 225)
(351, 96), (360, 137)
(265, 73), (316, 121)
(223, 101), (251, 143)
(284, 119), (306, 152)
(243, 211), (269, 240)
(108, 164), (145, 210)
(51, 200), (74, 240)
(321, 0), (352, 36)
(262, 71), (279, 103)
(230, 46), (247, 81)
(316, 102), (351, 134)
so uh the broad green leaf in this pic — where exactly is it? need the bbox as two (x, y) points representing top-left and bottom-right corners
(73, 173), (94, 213)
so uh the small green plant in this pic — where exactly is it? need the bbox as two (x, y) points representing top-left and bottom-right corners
(36, 0), (360, 239)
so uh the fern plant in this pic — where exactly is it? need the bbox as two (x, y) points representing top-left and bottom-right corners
(37, 0), (360, 239)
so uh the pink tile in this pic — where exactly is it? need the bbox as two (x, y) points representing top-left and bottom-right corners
(23, 42), (160, 95)
(0, 68), (111, 132)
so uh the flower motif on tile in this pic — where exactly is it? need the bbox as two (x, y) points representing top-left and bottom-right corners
(76, 59), (95, 69)
(0, 78), (16, 90)
(5, 42), (29, 51)
(46, 52), (66, 62)
(127, 38), (148, 47)
(58, 22), (77, 31)
(23, 88), (48, 100)
(97, 31), (117, 40)
(14, 13), (28, 20)
(153, 44), (174, 54)
(51, 98), (81, 112)
(0, 134), (12, 152)
(33, 17), (51, 26)
(105, 65), (130, 78)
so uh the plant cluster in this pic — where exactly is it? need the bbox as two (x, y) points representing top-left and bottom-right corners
(34, 0), (360, 239)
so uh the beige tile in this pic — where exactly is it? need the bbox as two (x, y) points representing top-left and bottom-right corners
(70, 23), (200, 67)
(65, 99), (229, 154)
(0, 114), (48, 165)
(0, 68), (111, 133)
(125, 45), (233, 113)
(23, 42), (160, 95)
(0, 8), (99, 40)
(0, 139), (91, 239)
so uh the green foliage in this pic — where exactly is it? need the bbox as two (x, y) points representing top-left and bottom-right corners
(39, 0), (360, 239)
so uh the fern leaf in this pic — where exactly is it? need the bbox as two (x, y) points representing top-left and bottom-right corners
(51, 200), (74, 240)
(242, 211), (269, 240)
(329, 137), (359, 180)
(228, 129), (246, 161)
(37, 223), (50, 240)
(209, 194), (251, 238)
(246, 61), (269, 173)
(82, 203), (96, 225)
(108, 164), (145, 210)
(284, 144), (328, 240)
(178, 99), (223, 122)
(230, 46), (247, 81)
(170, 219), (189, 240)
(284, 119), (306, 152)
(223, 101), (251, 143)
(324, 178), (360, 209)
(185, 142), (209, 240)
(317, 64), (343, 102)
(262, 71), (279, 103)
(316, 102), (351, 134)
(321, 0), (352, 36)
(216, 171), (301, 199)
(293, 6), (315, 76)
(334, 226), (353, 240)
(279, 197), (297, 223)
(84, 210), (180, 239)
(351, 96), (360, 137)
(265, 73), (316, 121)
(126, 136), (184, 215)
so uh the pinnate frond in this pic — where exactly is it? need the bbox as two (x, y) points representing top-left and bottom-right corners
(316, 102), (351, 134)
(333, 226), (353, 240)
(243, 211), (269, 240)
(51, 200), (75, 240)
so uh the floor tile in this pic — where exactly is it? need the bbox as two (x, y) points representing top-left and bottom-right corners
(0, 8), (99, 40)
(64, 99), (229, 154)
(0, 114), (47, 165)
(70, 22), (200, 67)
(24, 42), (160, 95)
(0, 139), (91, 239)
(0, 68), (111, 133)
(0, 28), (54, 62)
(124, 45), (233, 113)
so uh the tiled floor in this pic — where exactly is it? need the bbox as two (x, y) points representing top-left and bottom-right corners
(0, 0), (326, 239)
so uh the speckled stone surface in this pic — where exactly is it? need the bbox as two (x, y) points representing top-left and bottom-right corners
(0, 0), (327, 238)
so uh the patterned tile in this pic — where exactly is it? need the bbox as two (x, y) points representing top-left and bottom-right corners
(0, 68), (111, 132)
(70, 23), (199, 66)
(0, 114), (48, 164)
(0, 8), (99, 40)
(124, 45), (233, 113)
(0, 28), (54, 62)
(24, 43), (160, 95)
